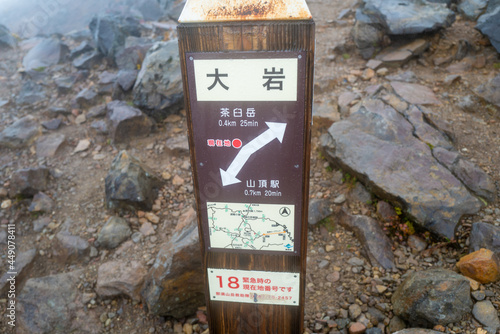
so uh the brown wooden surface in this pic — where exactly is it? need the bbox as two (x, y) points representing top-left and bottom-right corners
(178, 20), (315, 334)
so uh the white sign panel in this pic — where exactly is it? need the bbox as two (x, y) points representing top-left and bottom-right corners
(193, 58), (298, 101)
(207, 202), (295, 252)
(208, 268), (300, 306)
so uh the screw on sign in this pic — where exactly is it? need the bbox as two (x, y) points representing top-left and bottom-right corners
(177, 0), (314, 333)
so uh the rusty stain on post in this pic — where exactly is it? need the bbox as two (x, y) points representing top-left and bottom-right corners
(178, 0), (312, 23)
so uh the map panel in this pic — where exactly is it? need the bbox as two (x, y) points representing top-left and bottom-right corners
(207, 202), (295, 252)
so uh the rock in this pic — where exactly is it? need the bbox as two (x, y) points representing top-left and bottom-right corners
(159, 0), (186, 20)
(349, 322), (367, 334)
(33, 216), (51, 232)
(469, 222), (500, 255)
(117, 69), (138, 91)
(96, 260), (147, 301)
(472, 300), (500, 332)
(351, 12), (386, 59)
(456, 248), (500, 284)
(73, 139), (91, 153)
(407, 235), (428, 252)
(22, 37), (69, 71)
(75, 87), (99, 108)
(18, 270), (100, 333)
(69, 40), (95, 60)
(433, 147), (497, 203)
(321, 99), (482, 239)
(115, 43), (153, 70)
(313, 101), (341, 123)
(72, 51), (103, 69)
(377, 40), (429, 67)
(16, 80), (46, 105)
(42, 118), (63, 130)
(0, 24), (16, 49)
(96, 216), (131, 249)
(391, 82), (440, 105)
(105, 150), (161, 211)
(28, 192), (54, 212)
(0, 116), (42, 149)
(36, 134), (66, 158)
(349, 182), (372, 204)
(91, 120), (108, 134)
(459, 0), (488, 20)
(403, 106), (452, 150)
(338, 210), (395, 270)
(133, 0), (164, 21)
(141, 206), (204, 318)
(54, 231), (90, 263)
(9, 167), (50, 197)
(55, 75), (78, 94)
(392, 268), (472, 327)
(474, 73), (500, 108)
(0, 249), (37, 296)
(166, 135), (189, 153)
(308, 198), (333, 225)
(393, 330), (443, 334)
(359, 0), (455, 35)
(89, 14), (141, 58)
(349, 304), (362, 320)
(133, 40), (184, 121)
(106, 101), (153, 144)
(140, 222), (155, 236)
(388, 316), (407, 333)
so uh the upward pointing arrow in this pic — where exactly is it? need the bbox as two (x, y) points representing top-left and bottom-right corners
(220, 122), (287, 187)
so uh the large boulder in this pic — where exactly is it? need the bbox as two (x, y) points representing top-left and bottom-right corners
(105, 151), (161, 211)
(321, 99), (482, 239)
(89, 14), (141, 59)
(458, 0), (488, 20)
(133, 40), (183, 121)
(22, 38), (69, 71)
(18, 270), (100, 333)
(141, 207), (205, 318)
(392, 268), (472, 327)
(96, 260), (147, 301)
(9, 167), (50, 197)
(476, 5), (500, 54)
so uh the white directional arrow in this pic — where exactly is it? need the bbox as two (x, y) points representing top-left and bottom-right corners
(220, 122), (287, 187)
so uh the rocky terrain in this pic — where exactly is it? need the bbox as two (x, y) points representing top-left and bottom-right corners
(0, 0), (500, 333)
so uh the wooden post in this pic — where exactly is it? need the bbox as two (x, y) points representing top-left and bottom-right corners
(177, 1), (314, 333)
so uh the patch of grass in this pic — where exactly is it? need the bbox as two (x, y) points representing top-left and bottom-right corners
(426, 142), (434, 150)
(319, 216), (336, 232)
(33, 66), (46, 72)
(494, 63), (500, 69)
(342, 53), (350, 60)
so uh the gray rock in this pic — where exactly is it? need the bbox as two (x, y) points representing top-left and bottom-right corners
(117, 69), (138, 91)
(391, 82), (441, 105)
(16, 80), (46, 105)
(433, 147), (497, 203)
(393, 330), (443, 334)
(87, 104), (107, 118)
(96, 216), (131, 249)
(338, 210), (395, 270)
(133, 40), (183, 121)
(321, 99), (482, 239)
(54, 231), (90, 263)
(404, 106), (453, 150)
(9, 167), (50, 197)
(91, 120), (108, 135)
(165, 134), (189, 153)
(106, 101), (153, 144)
(28, 192), (54, 212)
(457, 95), (477, 112)
(141, 207), (204, 318)
(407, 235), (428, 252)
(105, 150), (161, 211)
(36, 134), (66, 158)
(0, 249), (37, 296)
(349, 303), (362, 320)
(72, 51), (102, 69)
(392, 268), (472, 326)
(42, 118), (63, 130)
(351, 13), (386, 59)
(472, 300), (500, 332)
(474, 73), (500, 108)
(75, 87), (99, 108)
(313, 101), (341, 123)
(22, 38), (69, 71)
(89, 14), (141, 58)
(158, 0), (186, 20)
(360, 0), (455, 35)
(115, 44), (153, 70)
(33, 216), (51, 232)
(388, 316), (407, 333)
(308, 198), (333, 225)
(18, 270), (100, 333)
(69, 40), (95, 60)
(0, 24), (16, 49)
(0, 115), (42, 148)
(54, 75), (78, 94)
(472, 290), (486, 301)
(349, 182), (372, 204)
(476, 6), (500, 54)
(459, 0), (488, 20)
(469, 222), (500, 255)
(96, 260), (147, 301)
(133, 0), (164, 21)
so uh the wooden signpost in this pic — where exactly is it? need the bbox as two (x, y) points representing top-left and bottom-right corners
(177, 1), (314, 333)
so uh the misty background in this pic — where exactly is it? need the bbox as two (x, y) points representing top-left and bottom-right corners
(0, 0), (176, 38)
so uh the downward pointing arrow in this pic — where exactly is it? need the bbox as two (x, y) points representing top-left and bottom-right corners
(220, 122), (287, 186)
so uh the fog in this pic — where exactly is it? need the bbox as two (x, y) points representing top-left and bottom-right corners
(0, 0), (126, 38)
